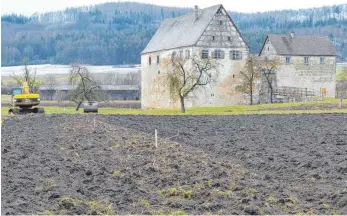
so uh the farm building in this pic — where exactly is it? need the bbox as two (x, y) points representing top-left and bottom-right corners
(141, 4), (249, 109)
(259, 33), (337, 102)
(40, 85), (140, 101)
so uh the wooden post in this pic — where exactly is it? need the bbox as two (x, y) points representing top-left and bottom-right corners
(93, 117), (96, 129)
(339, 97), (343, 109)
(155, 129), (158, 148)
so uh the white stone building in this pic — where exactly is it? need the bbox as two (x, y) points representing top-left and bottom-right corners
(259, 33), (337, 100)
(141, 4), (249, 109)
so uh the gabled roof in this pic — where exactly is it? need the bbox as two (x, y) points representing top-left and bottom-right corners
(260, 34), (336, 56)
(141, 4), (245, 54)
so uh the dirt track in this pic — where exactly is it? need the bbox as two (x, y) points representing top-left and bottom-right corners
(2, 114), (347, 215)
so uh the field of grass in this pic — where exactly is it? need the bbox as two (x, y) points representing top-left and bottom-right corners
(2, 97), (346, 123)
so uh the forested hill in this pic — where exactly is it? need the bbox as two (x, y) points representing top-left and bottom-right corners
(2, 2), (347, 66)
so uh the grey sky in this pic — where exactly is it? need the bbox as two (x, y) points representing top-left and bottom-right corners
(1, 0), (346, 15)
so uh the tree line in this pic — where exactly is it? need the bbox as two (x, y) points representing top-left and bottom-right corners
(1, 2), (347, 66)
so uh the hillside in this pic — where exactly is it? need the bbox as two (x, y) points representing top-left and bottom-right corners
(1, 2), (347, 66)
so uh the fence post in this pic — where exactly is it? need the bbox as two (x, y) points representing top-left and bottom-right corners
(155, 129), (158, 148)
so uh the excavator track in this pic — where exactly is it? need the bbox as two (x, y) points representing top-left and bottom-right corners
(9, 108), (44, 115)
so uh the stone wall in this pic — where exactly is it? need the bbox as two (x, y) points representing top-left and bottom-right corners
(276, 56), (336, 97)
(141, 46), (249, 109)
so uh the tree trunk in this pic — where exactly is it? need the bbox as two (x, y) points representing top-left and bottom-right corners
(76, 101), (83, 111)
(269, 86), (273, 103)
(250, 85), (253, 105)
(180, 96), (185, 113)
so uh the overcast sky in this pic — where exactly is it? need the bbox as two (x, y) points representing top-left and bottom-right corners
(1, 0), (346, 16)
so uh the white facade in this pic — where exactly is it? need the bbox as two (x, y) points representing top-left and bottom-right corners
(141, 5), (249, 109)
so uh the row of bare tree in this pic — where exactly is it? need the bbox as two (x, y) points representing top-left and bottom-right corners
(162, 54), (280, 112)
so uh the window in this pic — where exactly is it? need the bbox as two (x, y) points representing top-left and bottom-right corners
(202, 50), (209, 59)
(304, 56), (309, 65)
(214, 50), (221, 59)
(219, 21), (223, 25)
(185, 50), (190, 59)
(158, 70), (160, 75)
(157, 55), (160, 64)
(179, 50), (183, 59)
(286, 56), (291, 64)
(320, 57), (325, 64)
(230, 50), (242, 60)
(228, 36), (231, 41)
(172, 51), (177, 60)
(149, 56), (152, 65)
(212, 36), (215, 41)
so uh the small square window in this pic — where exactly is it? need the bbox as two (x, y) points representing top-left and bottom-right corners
(185, 50), (190, 59)
(202, 50), (209, 59)
(171, 51), (177, 60)
(230, 50), (242, 60)
(219, 21), (223, 25)
(179, 51), (183, 59)
(286, 57), (291, 64)
(157, 55), (160, 64)
(214, 50), (221, 59)
(212, 36), (215, 41)
(149, 56), (152, 65)
(320, 57), (325, 64)
(228, 36), (231, 41)
(304, 56), (309, 65)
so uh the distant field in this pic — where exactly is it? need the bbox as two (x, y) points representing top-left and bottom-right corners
(1, 64), (140, 76)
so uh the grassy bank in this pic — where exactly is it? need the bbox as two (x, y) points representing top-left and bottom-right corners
(2, 97), (346, 122)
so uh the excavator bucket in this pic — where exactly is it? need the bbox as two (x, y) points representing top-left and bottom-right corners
(83, 102), (98, 113)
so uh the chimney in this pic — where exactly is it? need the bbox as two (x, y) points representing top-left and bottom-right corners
(194, 5), (199, 20)
(290, 32), (295, 38)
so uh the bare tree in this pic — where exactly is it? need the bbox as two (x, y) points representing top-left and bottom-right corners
(68, 64), (106, 111)
(259, 58), (280, 103)
(163, 54), (219, 113)
(10, 58), (41, 93)
(236, 55), (260, 105)
(46, 75), (57, 100)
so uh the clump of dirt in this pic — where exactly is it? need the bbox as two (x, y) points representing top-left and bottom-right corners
(2, 114), (288, 215)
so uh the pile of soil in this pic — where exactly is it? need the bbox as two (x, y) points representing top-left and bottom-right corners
(2, 114), (347, 215)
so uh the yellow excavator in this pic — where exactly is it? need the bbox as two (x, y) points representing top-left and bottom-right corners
(8, 81), (44, 114)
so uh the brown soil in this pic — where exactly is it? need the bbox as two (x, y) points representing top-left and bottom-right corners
(2, 114), (347, 215)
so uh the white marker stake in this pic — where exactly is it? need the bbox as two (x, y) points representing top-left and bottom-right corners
(155, 129), (158, 148)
